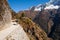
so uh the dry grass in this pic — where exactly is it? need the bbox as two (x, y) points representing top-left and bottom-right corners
(16, 17), (49, 40)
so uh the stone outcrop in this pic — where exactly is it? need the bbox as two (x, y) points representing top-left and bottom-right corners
(0, 0), (12, 30)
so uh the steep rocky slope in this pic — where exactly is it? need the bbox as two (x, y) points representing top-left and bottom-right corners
(33, 7), (60, 40)
(33, 9), (57, 34)
(33, 0), (60, 40)
(16, 17), (50, 40)
(48, 8), (60, 40)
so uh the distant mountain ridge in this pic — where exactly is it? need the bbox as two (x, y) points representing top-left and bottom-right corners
(30, 0), (60, 11)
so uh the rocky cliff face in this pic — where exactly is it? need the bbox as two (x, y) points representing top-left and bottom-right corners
(33, 8), (60, 40)
(33, 10), (56, 34)
(17, 17), (50, 40)
(32, 1), (60, 40)
(0, 0), (12, 30)
(48, 8), (60, 40)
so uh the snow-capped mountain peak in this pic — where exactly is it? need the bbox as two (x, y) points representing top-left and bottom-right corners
(34, 0), (60, 11)
(34, 4), (45, 11)
(30, 0), (60, 11)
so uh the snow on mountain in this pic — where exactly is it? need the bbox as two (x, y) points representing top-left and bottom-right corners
(34, 4), (45, 11)
(34, 7), (41, 11)
(44, 0), (60, 10)
(33, 0), (60, 11)
(44, 4), (59, 10)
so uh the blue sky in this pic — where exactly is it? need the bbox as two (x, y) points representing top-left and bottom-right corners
(7, 0), (49, 12)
